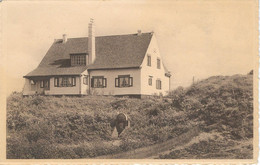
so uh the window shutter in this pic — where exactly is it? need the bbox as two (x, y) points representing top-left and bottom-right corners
(103, 78), (107, 88)
(129, 77), (133, 87)
(91, 78), (94, 87)
(115, 78), (119, 87)
(73, 77), (76, 86)
(54, 78), (57, 87)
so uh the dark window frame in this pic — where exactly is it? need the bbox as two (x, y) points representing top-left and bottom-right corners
(54, 76), (76, 87)
(70, 53), (88, 66)
(91, 76), (107, 88)
(115, 75), (133, 88)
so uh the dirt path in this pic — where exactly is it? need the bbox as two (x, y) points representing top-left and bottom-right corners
(95, 127), (200, 159)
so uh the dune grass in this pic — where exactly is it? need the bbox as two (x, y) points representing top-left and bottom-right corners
(6, 73), (253, 159)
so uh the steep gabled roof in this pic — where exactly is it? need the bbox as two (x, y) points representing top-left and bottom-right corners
(25, 32), (153, 77)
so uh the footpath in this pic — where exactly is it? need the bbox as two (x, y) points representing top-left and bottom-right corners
(95, 126), (200, 159)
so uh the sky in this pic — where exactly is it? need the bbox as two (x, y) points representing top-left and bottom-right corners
(1, 0), (257, 95)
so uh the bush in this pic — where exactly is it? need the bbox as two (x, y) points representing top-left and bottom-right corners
(6, 74), (253, 158)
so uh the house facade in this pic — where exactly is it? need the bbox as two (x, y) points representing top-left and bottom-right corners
(23, 20), (171, 97)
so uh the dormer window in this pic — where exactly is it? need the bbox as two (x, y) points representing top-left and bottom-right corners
(70, 53), (88, 66)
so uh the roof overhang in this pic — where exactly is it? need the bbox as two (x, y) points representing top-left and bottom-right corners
(23, 74), (81, 79)
(88, 66), (141, 71)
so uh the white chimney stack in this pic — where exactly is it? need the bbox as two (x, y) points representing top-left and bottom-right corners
(88, 18), (95, 64)
(62, 34), (67, 43)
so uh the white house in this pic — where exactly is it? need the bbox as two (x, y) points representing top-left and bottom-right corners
(23, 20), (171, 98)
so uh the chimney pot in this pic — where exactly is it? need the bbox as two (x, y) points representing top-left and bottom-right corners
(62, 34), (67, 43)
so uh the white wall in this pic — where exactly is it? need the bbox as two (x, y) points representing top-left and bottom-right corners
(140, 34), (170, 96)
(89, 68), (141, 95)
(80, 70), (89, 95)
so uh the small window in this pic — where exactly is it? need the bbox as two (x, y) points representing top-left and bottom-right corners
(148, 76), (153, 86)
(157, 58), (161, 69)
(83, 76), (89, 85)
(91, 76), (107, 88)
(115, 75), (133, 88)
(147, 55), (151, 66)
(156, 79), (162, 90)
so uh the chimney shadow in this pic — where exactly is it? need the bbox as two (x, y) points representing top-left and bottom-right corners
(50, 59), (71, 68)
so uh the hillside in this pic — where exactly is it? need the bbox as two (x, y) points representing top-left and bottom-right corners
(6, 73), (253, 159)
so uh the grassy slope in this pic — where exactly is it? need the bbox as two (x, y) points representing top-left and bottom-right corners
(160, 74), (253, 159)
(6, 74), (253, 159)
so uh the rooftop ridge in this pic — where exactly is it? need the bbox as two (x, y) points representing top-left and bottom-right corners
(61, 32), (154, 40)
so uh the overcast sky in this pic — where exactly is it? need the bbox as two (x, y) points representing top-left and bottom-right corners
(1, 0), (257, 95)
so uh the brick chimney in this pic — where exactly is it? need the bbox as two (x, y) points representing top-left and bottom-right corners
(62, 34), (67, 43)
(88, 19), (95, 64)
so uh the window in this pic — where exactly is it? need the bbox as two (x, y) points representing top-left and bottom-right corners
(54, 77), (76, 87)
(147, 55), (151, 66)
(156, 79), (162, 90)
(115, 75), (133, 87)
(91, 76), (107, 88)
(148, 76), (153, 86)
(40, 80), (49, 89)
(70, 54), (88, 66)
(157, 58), (161, 69)
(83, 76), (89, 85)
